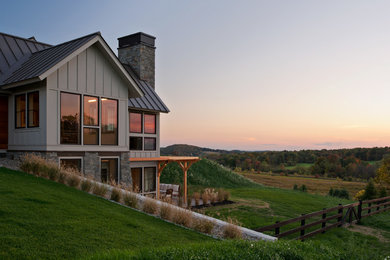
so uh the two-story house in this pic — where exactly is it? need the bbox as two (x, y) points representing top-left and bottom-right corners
(0, 31), (180, 197)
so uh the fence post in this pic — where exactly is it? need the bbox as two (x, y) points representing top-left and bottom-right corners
(357, 200), (362, 223)
(337, 204), (343, 227)
(300, 214), (305, 241)
(275, 221), (280, 237)
(368, 203), (371, 214)
(376, 201), (380, 212)
(321, 208), (326, 233)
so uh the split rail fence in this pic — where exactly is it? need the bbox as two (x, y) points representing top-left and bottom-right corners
(255, 196), (390, 241)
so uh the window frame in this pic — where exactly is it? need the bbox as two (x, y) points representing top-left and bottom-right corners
(99, 156), (120, 184)
(60, 91), (81, 145)
(83, 95), (100, 145)
(101, 98), (118, 146)
(27, 91), (39, 128)
(58, 157), (83, 173)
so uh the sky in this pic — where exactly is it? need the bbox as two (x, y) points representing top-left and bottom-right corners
(2, 0), (390, 151)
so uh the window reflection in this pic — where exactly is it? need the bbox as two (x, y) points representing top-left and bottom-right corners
(144, 167), (156, 192)
(144, 114), (156, 134)
(15, 94), (26, 128)
(83, 128), (99, 145)
(28, 92), (39, 127)
(60, 93), (80, 144)
(129, 112), (142, 133)
(101, 98), (117, 145)
(144, 137), (156, 151)
(84, 96), (98, 126)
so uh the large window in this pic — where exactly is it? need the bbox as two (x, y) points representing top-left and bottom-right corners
(61, 92), (81, 144)
(144, 167), (156, 193)
(101, 99), (118, 145)
(144, 114), (156, 134)
(131, 168), (142, 193)
(101, 158), (118, 184)
(129, 112), (142, 133)
(83, 96), (99, 145)
(28, 92), (39, 127)
(15, 94), (26, 128)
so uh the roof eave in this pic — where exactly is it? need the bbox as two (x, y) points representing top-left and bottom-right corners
(1, 77), (41, 90)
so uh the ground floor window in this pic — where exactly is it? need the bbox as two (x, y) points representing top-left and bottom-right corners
(130, 167), (156, 194)
(59, 158), (82, 173)
(100, 158), (119, 184)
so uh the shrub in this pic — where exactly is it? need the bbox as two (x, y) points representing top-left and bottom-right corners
(193, 218), (215, 234)
(210, 192), (218, 204)
(328, 188), (334, 196)
(223, 218), (242, 239)
(123, 193), (138, 208)
(300, 184), (307, 192)
(110, 188), (122, 202)
(172, 209), (192, 228)
(362, 180), (377, 200)
(81, 179), (93, 192)
(160, 203), (174, 220)
(223, 190), (230, 201)
(58, 170), (68, 184)
(143, 198), (159, 215)
(201, 192), (209, 205)
(354, 189), (366, 200)
(193, 192), (201, 206)
(92, 183), (108, 197)
(67, 174), (81, 188)
(329, 188), (349, 199)
(378, 186), (387, 197)
(47, 163), (60, 181)
(217, 189), (225, 202)
(20, 153), (46, 176)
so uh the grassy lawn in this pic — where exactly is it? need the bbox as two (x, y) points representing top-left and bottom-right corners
(285, 163), (313, 170)
(0, 167), (213, 259)
(242, 172), (366, 196)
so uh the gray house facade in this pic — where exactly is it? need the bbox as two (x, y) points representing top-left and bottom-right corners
(0, 31), (169, 196)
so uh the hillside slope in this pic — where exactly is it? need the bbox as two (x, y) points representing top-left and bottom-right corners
(0, 168), (213, 259)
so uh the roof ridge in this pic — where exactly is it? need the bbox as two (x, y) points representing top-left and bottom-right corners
(31, 31), (101, 55)
(0, 32), (52, 47)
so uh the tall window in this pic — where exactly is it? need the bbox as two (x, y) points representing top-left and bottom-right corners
(15, 94), (26, 128)
(27, 92), (39, 127)
(83, 96), (99, 145)
(61, 92), (81, 144)
(129, 112), (142, 133)
(144, 167), (156, 193)
(144, 114), (156, 134)
(131, 168), (142, 193)
(101, 158), (118, 184)
(101, 98), (118, 145)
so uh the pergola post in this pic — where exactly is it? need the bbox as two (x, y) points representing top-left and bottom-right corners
(179, 161), (195, 206)
(157, 161), (168, 199)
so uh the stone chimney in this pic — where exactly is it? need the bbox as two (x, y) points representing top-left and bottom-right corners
(118, 32), (156, 89)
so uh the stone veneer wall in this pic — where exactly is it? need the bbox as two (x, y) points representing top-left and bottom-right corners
(6, 151), (132, 185)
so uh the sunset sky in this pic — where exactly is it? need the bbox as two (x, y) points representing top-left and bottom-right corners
(3, 1), (390, 150)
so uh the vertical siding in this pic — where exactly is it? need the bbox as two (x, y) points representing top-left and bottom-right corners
(45, 43), (130, 151)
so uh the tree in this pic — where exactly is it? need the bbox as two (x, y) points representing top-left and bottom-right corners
(375, 155), (390, 188)
(362, 179), (377, 200)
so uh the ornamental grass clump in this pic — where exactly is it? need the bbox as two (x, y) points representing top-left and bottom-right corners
(92, 183), (108, 197)
(67, 174), (81, 188)
(172, 208), (192, 228)
(47, 162), (60, 181)
(123, 193), (138, 208)
(223, 218), (242, 239)
(193, 218), (215, 234)
(58, 170), (68, 184)
(110, 188), (122, 202)
(80, 179), (93, 192)
(143, 198), (159, 215)
(20, 153), (46, 176)
(201, 192), (210, 205)
(159, 203), (174, 221)
(192, 192), (201, 206)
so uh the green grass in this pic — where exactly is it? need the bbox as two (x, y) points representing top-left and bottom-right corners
(285, 163), (313, 170)
(0, 167), (213, 259)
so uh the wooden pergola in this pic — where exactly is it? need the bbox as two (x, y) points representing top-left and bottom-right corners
(129, 156), (200, 203)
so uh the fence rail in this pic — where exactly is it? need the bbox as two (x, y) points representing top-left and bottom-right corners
(255, 196), (390, 240)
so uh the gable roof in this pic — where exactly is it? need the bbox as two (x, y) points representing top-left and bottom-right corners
(124, 64), (169, 113)
(0, 32), (143, 98)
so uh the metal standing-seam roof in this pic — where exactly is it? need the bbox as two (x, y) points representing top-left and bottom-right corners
(124, 64), (170, 113)
(0, 32), (52, 82)
(0, 32), (99, 86)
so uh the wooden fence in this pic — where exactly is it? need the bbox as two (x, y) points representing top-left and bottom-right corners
(255, 196), (390, 241)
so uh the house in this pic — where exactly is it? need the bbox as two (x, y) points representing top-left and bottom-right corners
(0, 31), (197, 199)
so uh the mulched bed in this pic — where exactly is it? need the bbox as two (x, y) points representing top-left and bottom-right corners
(191, 200), (235, 210)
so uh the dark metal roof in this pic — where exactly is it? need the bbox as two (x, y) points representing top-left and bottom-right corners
(0, 32), (99, 86)
(0, 32), (51, 81)
(124, 64), (169, 113)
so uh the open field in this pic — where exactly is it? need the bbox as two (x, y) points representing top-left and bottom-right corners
(0, 167), (212, 259)
(241, 172), (366, 197)
(285, 163), (313, 170)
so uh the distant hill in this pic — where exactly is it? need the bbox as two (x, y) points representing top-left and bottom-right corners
(160, 144), (244, 157)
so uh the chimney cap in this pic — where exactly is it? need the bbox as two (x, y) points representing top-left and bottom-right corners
(118, 32), (155, 49)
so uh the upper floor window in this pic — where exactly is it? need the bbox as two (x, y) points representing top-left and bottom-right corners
(101, 98), (118, 145)
(60, 92), (81, 144)
(15, 94), (26, 128)
(144, 114), (156, 134)
(83, 96), (99, 145)
(15, 91), (39, 129)
(129, 112), (142, 133)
